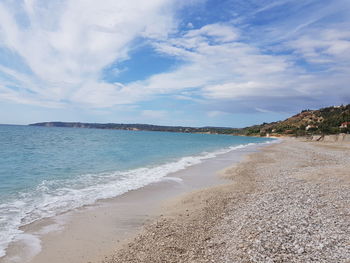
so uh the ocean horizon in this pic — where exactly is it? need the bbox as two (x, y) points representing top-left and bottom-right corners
(0, 124), (273, 257)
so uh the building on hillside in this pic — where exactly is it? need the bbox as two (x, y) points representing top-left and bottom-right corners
(340, 122), (350, 128)
(305, 124), (318, 131)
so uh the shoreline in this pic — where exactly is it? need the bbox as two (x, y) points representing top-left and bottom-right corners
(1, 142), (273, 263)
(106, 138), (350, 262)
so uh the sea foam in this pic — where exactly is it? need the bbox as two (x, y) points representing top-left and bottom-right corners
(0, 141), (275, 258)
(0, 138), (278, 257)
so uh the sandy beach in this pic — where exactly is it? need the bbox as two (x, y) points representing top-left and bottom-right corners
(0, 0), (348, 262)
(105, 138), (350, 263)
(1, 141), (265, 263)
(2, 138), (349, 263)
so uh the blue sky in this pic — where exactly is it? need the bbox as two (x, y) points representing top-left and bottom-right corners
(0, 0), (349, 127)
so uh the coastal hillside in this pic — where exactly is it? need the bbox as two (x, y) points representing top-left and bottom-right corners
(29, 122), (242, 135)
(242, 104), (350, 136)
(30, 104), (350, 137)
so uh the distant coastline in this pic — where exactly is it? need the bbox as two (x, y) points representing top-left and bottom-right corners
(29, 104), (350, 137)
(29, 121), (243, 135)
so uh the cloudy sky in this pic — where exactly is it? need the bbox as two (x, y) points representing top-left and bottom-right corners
(0, 0), (349, 127)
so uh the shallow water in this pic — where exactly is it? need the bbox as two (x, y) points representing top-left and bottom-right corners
(0, 124), (273, 257)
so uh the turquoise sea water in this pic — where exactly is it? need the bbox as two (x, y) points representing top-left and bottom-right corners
(0, 124), (273, 257)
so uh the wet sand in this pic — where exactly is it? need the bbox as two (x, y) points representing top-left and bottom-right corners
(1, 142), (269, 263)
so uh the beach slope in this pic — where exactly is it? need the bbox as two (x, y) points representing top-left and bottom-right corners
(105, 139), (350, 262)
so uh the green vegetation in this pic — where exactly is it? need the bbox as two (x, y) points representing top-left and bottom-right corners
(29, 104), (350, 137)
(241, 104), (350, 136)
(29, 122), (243, 135)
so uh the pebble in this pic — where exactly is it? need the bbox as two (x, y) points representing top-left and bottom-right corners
(105, 140), (350, 263)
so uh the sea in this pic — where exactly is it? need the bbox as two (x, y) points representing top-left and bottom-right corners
(0, 124), (274, 257)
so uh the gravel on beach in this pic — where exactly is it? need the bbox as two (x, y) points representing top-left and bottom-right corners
(104, 139), (350, 263)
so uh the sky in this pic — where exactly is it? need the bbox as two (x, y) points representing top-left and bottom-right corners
(0, 0), (349, 127)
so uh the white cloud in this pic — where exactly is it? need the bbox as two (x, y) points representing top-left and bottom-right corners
(0, 0), (180, 107)
(185, 23), (239, 43)
(187, 22), (194, 29)
(207, 111), (226, 118)
(288, 28), (350, 65)
(122, 19), (350, 112)
(125, 23), (297, 102)
(0, 0), (349, 115)
(141, 110), (167, 119)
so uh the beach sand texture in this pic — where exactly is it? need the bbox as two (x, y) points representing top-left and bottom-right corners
(105, 139), (350, 263)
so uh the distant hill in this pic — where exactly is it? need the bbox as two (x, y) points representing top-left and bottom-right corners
(29, 122), (242, 135)
(29, 104), (350, 137)
(242, 104), (350, 136)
